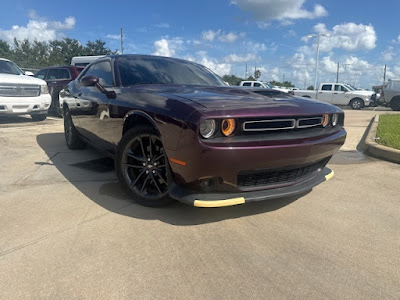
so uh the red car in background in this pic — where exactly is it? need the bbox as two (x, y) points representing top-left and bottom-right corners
(35, 65), (84, 115)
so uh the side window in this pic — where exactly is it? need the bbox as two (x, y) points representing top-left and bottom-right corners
(335, 85), (345, 91)
(83, 61), (114, 86)
(243, 82), (251, 86)
(48, 68), (71, 80)
(254, 82), (261, 87)
(58, 69), (71, 79)
(35, 69), (47, 79)
(321, 84), (332, 91)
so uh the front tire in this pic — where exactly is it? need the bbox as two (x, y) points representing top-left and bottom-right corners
(350, 98), (364, 110)
(390, 97), (400, 111)
(64, 108), (86, 150)
(115, 126), (173, 207)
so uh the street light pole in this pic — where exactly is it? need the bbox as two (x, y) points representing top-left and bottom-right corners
(307, 33), (330, 90)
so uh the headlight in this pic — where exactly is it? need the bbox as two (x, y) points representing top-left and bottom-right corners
(40, 85), (49, 94)
(221, 118), (236, 136)
(332, 114), (339, 126)
(322, 114), (329, 127)
(199, 119), (216, 138)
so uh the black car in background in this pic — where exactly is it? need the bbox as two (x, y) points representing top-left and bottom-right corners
(35, 65), (84, 115)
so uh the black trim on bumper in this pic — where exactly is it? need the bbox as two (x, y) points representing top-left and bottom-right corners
(169, 167), (333, 207)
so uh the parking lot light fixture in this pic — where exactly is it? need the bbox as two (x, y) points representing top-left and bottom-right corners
(308, 33), (331, 90)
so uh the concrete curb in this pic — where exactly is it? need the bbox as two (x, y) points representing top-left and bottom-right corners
(363, 114), (400, 164)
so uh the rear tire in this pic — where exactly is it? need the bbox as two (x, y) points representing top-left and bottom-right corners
(64, 107), (86, 150)
(350, 98), (364, 110)
(115, 126), (174, 207)
(30, 113), (47, 121)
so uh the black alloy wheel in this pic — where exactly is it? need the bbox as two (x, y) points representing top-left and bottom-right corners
(63, 108), (86, 150)
(116, 126), (173, 207)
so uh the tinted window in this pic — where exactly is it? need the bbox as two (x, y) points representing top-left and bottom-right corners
(48, 68), (71, 80)
(243, 82), (251, 86)
(0, 60), (24, 75)
(83, 61), (114, 86)
(321, 84), (332, 91)
(35, 69), (47, 79)
(117, 56), (225, 87)
(254, 82), (261, 87)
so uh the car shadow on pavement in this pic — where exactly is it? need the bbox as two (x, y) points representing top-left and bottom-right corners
(36, 132), (308, 226)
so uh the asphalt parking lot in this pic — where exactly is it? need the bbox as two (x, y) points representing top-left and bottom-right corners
(1, 107), (399, 299)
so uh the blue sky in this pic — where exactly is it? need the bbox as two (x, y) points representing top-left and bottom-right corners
(0, 0), (399, 89)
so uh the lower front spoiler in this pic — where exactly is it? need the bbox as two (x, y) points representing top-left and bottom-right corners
(169, 167), (334, 208)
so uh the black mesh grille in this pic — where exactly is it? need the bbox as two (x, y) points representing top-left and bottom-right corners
(237, 158), (330, 187)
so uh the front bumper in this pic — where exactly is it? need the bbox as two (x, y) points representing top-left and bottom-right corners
(0, 94), (51, 115)
(170, 167), (334, 207)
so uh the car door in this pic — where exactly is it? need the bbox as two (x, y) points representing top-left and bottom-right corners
(72, 59), (118, 152)
(317, 84), (333, 103)
(331, 84), (348, 105)
(46, 68), (72, 96)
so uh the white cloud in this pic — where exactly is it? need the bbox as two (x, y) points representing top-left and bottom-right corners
(202, 30), (221, 42)
(106, 34), (121, 40)
(0, 13), (76, 44)
(200, 57), (231, 76)
(153, 37), (183, 57)
(382, 46), (395, 62)
(304, 22), (377, 52)
(201, 29), (244, 43)
(223, 53), (260, 63)
(232, 0), (327, 23)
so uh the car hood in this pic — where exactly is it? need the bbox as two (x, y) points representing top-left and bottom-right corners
(158, 85), (342, 116)
(0, 73), (46, 85)
(349, 90), (375, 96)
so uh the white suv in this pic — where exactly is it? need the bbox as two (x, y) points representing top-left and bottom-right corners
(0, 58), (51, 121)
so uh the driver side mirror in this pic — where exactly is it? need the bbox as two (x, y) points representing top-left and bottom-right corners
(81, 75), (99, 87)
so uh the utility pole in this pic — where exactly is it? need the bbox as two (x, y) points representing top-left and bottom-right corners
(307, 33), (331, 90)
(336, 62), (339, 83)
(120, 28), (124, 55)
(383, 64), (387, 84)
(245, 63), (248, 79)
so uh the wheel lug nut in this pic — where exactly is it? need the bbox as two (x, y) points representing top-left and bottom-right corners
(146, 170), (149, 174)
(148, 158), (151, 161)
(152, 170), (155, 174)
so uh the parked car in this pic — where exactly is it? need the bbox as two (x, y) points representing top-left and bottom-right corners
(34, 65), (83, 115)
(377, 79), (400, 111)
(60, 55), (346, 207)
(239, 81), (289, 93)
(292, 83), (379, 109)
(0, 58), (51, 121)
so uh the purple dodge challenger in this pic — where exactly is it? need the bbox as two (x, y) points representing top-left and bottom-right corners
(60, 55), (346, 207)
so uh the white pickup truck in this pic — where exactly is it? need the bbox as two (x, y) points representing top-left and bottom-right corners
(239, 81), (290, 93)
(292, 83), (379, 109)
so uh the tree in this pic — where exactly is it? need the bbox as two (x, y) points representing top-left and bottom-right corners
(84, 39), (115, 56)
(307, 85), (314, 90)
(0, 39), (12, 59)
(254, 69), (261, 80)
(269, 80), (295, 88)
(222, 74), (244, 86)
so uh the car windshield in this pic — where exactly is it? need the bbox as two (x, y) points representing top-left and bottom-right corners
(344, 84), (355, 91)
(0, 60), (24, 75)
(117, 56), (226, 87)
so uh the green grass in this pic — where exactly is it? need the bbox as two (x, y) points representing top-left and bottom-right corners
(376, 114), (400, 150)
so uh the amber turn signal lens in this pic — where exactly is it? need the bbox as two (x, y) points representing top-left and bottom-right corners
(321, 114), (329, 127)
(221, 119), (236, 136)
